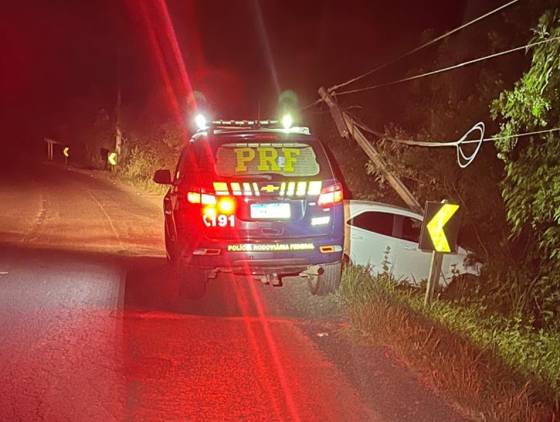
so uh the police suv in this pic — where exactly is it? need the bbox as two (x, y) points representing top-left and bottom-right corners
(154, 118), (344, 298)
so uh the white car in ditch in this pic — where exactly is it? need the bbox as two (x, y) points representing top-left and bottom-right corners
(344, 200), (480, 287)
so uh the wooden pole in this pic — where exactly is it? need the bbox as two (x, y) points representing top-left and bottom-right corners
(318, 87), (422, 214)
(424, 251), (443, 306)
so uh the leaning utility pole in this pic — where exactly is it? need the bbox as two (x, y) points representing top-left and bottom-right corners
(318, 87), (422, 213)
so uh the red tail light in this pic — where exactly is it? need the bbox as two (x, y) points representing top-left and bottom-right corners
(188, 191), (236, 214)
(187, 192), (217, 205)
(317, 182), (343, 207)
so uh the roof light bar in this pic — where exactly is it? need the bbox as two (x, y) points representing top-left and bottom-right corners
(212, 119), (279, 127)
(193, 119), (311, 135)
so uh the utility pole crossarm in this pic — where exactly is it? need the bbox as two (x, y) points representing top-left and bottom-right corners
(318, 87), (422, 213)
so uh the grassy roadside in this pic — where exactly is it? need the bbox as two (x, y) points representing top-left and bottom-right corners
(116, 144), (175, 194)
(115, 173), (168, 195)
(337, 265), (560, 421)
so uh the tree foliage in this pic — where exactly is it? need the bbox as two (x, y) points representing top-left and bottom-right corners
(490, 11), (560, 323)
(492, 11), (560, 244)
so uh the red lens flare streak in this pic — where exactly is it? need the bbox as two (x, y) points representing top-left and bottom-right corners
(129, 0), (198, 121)
(228, 272), (285, 421)
(173, 216), (301, 420)
(223, 261), (302, 421)
(222, 212), (302, 421)
(154, 0), (196, 106)
(243, 276), (302, 421)
(128, 2), (301, 417)
(135, 1), (182, 124)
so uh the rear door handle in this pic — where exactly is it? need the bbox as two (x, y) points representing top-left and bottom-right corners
(351, 235), (363, 240)
(403, 245), (416, 251)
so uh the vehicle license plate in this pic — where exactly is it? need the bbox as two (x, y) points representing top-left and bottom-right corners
(250, 203), (291, 219)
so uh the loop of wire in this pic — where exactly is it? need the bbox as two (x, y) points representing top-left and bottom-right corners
(350, 113), (560, 169)
(456, 122), (485, 168)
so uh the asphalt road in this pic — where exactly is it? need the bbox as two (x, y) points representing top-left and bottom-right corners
(0, 162), (466, 421)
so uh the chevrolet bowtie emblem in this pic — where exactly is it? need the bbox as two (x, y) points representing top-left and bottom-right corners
(261, 184), (280, 193)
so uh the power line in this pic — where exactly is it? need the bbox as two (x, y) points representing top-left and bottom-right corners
(483, 127), (560, 142)
(353, 117), (560, 168)
(306, 30), (558, 110)
(328, 0), (521, 93)
(300, 98), (322, 111)
(334, 36), (560, 96)
(354, 118), (484, 168)
(355, 119), (560, 146)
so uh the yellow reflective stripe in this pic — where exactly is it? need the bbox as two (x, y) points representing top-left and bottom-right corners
(286, 182), (296, 196)
(296, 181), (307, 196)
(201, 194), (217, 205)
(187, 192), (201, 203)
(230, 182), (242, 196)
(243, 182), (253, 196)
(224, 180), (322, 197)
(307, 181), (322, 196)
(279, 182), (286, 196)
(213, 182), (229, 195)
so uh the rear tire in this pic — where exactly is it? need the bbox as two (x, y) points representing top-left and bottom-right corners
(165, 227), (177, 263)
(308, 261), (342, 296)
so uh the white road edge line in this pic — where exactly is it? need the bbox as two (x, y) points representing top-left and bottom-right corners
(87, 190), (126, 251)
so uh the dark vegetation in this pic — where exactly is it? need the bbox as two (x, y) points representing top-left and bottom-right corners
(319, 3), (560, 332)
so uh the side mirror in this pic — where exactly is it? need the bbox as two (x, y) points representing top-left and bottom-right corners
(153, 169), (172, 185)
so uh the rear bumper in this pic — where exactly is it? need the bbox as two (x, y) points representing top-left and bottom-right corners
(178, 237), (343, 276)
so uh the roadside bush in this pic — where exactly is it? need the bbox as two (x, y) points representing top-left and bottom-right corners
(119, 143), (177, 192)
(113, 115), (186, 191)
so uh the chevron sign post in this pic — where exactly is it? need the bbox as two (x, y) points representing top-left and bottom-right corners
(419, 201), (461, 306)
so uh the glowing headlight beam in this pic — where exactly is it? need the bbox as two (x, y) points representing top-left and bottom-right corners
(195, 113), (208, 130)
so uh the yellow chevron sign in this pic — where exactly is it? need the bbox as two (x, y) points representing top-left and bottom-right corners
(426, 204), (460, 253)
(108, 152), (118, 166)
(419, 201), (461, 253)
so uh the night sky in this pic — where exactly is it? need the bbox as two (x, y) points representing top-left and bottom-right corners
(1, 0), (487, 146)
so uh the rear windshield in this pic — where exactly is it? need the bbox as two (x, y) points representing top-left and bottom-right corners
(215, 142), (320, 177)
(179, 137), (333, 180)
